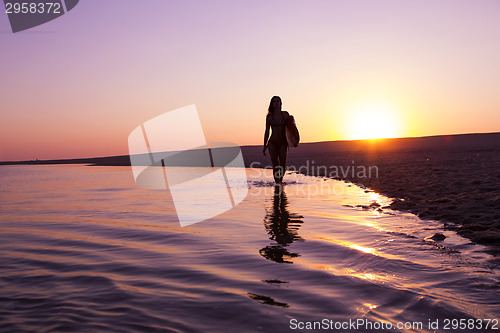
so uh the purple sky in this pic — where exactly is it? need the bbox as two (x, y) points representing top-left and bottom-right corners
(1, 0), (500, 160)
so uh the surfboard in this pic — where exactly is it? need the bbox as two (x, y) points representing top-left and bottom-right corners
(286, 115), (300, 148)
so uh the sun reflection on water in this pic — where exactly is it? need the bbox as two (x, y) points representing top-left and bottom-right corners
(318, 236), (378, 256)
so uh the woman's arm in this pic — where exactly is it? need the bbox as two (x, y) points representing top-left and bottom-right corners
(263, 115), (270, 156)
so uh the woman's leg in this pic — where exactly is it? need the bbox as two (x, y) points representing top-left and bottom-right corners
(277, 143), (288, 183)
(268, 142), (280, 184)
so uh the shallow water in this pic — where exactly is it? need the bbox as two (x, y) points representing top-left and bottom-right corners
(0, 165), (498, 332)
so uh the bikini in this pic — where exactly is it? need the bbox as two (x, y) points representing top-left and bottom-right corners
(270, 112), (287, 127)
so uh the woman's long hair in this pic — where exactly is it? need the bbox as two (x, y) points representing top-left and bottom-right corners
(268, 96), (282, 114)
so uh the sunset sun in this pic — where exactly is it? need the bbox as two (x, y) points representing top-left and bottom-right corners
(347, 104), (401, 140)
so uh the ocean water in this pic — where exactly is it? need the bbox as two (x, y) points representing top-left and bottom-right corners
(0, 165), (498, 332)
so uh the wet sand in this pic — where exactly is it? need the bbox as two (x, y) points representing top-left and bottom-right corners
(301, 149), (500, 249)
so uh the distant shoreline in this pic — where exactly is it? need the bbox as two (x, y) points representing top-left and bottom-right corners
(1, 132), (499, 166)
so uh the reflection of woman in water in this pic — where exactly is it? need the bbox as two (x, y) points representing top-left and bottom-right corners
(263, 96), (289, 185)
(259, 189), (304, 264)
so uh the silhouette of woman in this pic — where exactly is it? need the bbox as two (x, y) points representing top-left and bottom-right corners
(263, 96), (289, 185)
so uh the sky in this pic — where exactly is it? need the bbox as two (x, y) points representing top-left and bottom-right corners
(1, 0), (500, 161)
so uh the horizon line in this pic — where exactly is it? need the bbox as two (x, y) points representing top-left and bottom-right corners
(1, 130), (499, 164)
